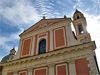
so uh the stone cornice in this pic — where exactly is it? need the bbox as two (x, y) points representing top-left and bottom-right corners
(1, 41), (96, 66)
(19, 19), (71, 37)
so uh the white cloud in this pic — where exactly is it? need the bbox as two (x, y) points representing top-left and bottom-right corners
(84, 13), (100, 68)
(0, 0), (60, 27)
(0, 28), (23, 57)
(35, 0), (57, 18)
(85, 8), (90, 11)
(91, 0), (100, 14)
(0, 0), (41, 27)
(0, 29), (23, 45)
(73, 0), (84, 8)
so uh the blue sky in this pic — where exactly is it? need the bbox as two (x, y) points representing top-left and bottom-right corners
(0, 0), (100, 68)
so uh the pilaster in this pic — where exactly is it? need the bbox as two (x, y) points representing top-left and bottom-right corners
(68, 60), (76, 75)
(31, 36), (35, 56)
(48, 64), (55, 75)
(50, 30), (53, 51)
(13, 70), (18, 75)
(3, 73), (7, 75)
(27, 68), (33, 75)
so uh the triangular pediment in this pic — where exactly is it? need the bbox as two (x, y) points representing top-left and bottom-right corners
(20, 18), (71, 36)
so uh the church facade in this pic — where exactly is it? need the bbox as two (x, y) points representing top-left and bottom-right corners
(0, 9), (99, 75)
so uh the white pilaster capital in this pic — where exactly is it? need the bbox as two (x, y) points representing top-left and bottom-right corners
(48, 64), (55, 67)
(48, 63), (55, 75)
(67, 59), (76, 64)
(13, 70), (18, 73)
(68, 59), (76, 75)
(27, 67), (33, 71)
(13, 70), (18, 75)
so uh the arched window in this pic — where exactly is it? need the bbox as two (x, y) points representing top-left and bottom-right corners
(77, 16), (80, 19)
(78, 25), (84, 34)
(0, 66), (2, 72)
(38, 39), (46, 54)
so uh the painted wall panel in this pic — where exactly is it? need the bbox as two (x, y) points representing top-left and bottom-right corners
(75, 58), (90, 75)
(57, 65), (66, 75)
(20, 37), (33, 58)
(19, 72), (26, 75)
(33, 67), (48, 75)
(7, 72), (13, 75)
(55, 63), (68, 75)
(35, 69), (46, 75)
(22, 39), (31, 56)
(48, 31), (50, 52)
(18, 70), (27, 75)
(55, 28), (65, 47)
(53, 27), (67, 50)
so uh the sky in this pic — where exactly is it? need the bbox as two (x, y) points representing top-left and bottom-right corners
(0, 0), (100, 69)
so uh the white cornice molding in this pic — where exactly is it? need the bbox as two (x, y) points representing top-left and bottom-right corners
(1, 41), (96, 67)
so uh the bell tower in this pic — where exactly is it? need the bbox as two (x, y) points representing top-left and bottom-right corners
(73, 9), (91, 43)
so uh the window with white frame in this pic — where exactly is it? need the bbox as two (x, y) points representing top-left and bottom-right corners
(38, 39), (46, 54)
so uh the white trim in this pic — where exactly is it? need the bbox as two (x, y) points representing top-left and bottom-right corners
(21, 37), (32, 57)
(56, 63), (68, 75)
(36, 32), (48, 54)
(18, 71), (27, 75)
(46, 32), (48, 52)
(50, 30), (53, 51)
(31, 36), (35, 56)
(34, 67), (48, 75)
(16, 39), (23, 59)
(68, 61), (76, 75)
(54, 27), (66, 49)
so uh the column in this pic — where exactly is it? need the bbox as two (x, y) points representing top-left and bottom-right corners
(48, 64), (55, 75)
(68, 60), (76, 75)
(27, 68), (33, 75)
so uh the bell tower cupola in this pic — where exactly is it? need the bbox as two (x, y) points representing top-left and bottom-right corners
(73, 9), (91, 43)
